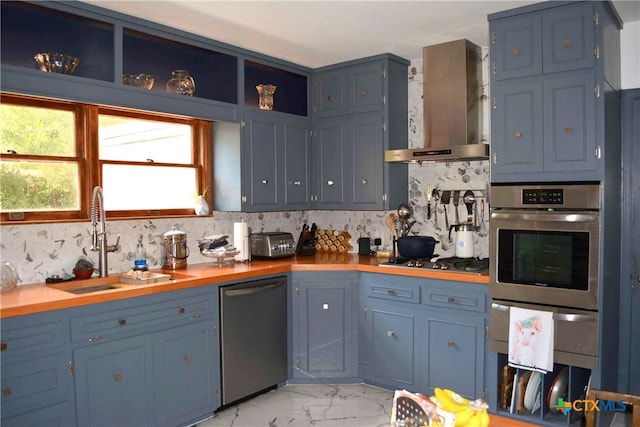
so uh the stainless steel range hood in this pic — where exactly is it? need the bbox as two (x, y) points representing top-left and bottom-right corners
(385, 39), (489, 163)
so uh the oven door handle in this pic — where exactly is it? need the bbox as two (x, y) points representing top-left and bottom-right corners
(491, 302), (510, 312)
(553, 312), (597, 322)
(492, 302), (596, 322)
(491, 211), (599, 223)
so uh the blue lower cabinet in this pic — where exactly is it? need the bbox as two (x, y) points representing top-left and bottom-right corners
(365, 306), (418, 390)
(153, 321), (218, 427)
(74, 334), (155, 427)
(419, 312), (486, 399)
(291, 272), (358, 380)
(1, 402), (76, 427)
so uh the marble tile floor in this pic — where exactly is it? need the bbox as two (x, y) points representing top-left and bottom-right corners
(198, 384), (395, 427)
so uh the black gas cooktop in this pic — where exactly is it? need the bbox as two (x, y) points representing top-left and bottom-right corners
(379, 256), (489, 275)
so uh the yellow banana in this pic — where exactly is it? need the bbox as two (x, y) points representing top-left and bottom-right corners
(443, 388), (471, 406)
(464, 412), (482, 427)
(434, 388), (468, 413)
(478, 409), (490, 427)
(453, 407), (475, 426)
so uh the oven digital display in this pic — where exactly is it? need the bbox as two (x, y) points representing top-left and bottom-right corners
(522, 188), (563, 204)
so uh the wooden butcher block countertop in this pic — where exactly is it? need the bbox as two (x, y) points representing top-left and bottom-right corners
(0, 253), (488, 319)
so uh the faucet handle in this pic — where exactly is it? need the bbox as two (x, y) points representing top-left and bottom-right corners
(107, 235), (121, 253)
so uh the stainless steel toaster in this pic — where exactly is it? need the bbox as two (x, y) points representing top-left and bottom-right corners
(249, 232), (296, 259)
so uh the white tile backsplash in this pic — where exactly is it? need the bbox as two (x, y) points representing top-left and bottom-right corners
(1, 54), (490, 284)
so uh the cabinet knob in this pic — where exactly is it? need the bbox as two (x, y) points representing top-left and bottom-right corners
(0, 342), (7, 351)
(360, 89), (367, 96)
(492, 62), (497, 75)
(118, 318), (126, 326)
(514, 131), (522, 138)
(360, 179), (367, 185)
(2, 387), (11, 396)
(190, 314), (200, 320)
(564, 127), (572, 134)
(387, 331), (395, 337)
(294, 180), (301, 186)
(562, 40), (571, 47)
(327, 95), (333, 102)
(88, 336), (103, 343)
(114, 374), (122, 383)
(178, 307), (185, 314)
(261, 179), (268, 185)
(447, 297), (456, 303)
(447, 341), (455, 347)
(512, 48), (520, 56)
(184, 355), (192, 362)
(387, 289), (396, 296)
(327, 180), (334, 186)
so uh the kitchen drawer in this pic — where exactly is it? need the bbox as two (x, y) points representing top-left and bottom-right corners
(70, 293), (215, 343)
(368, 280), (420, 304)
(423, 287), (486, 313)
(0, 319), (65, 357)
(1, 352), (70, 418)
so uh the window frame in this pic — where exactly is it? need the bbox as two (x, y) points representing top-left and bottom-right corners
(0, 93), (213, 224)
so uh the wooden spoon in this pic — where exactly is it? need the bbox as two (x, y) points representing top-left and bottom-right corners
(385, 213), (398, 238)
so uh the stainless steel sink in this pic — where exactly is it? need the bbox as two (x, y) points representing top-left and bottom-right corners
(64, 284), (119, 294)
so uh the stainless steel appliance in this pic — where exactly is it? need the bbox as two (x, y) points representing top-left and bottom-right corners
(385, 39), (489, 163)
(379, 257), (489, 275)
(249, 232), (296, 259)
(489, 183), (601, 369)
(219, 277), (287, 406)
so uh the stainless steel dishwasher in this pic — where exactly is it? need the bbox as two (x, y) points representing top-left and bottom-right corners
(219, 276), (287, 406)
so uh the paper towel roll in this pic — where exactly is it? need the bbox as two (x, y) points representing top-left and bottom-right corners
(234, 222), (249, 262)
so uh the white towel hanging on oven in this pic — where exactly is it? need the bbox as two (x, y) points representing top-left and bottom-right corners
(508, 307), (554, 373)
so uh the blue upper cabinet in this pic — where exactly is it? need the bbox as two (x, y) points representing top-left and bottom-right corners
(0, 1), (312, 124)
(489, 1), (621, 183)
(542, 3), (595, 74)
(490, 14), (542, 80)
(0, 1), (115, 82)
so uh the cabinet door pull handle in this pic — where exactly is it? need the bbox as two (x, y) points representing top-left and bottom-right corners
(114, 374), (122, 382)
(184, 355), (192, 362)
(88, 336), (103, 342)
(387, 289), (396, 296)
(387, 331), (395, 337)
(447, 297), (456, 303)
(492, 62), (497, 75)
(294, 180), (301, 186)
(448, 341), (455, 347)
(360, 89), (367, 96)
(512, 48), (520, 56)
(118, 318), (126, 326)
(327, 180), (334, 186)
(562, 40), (571, 47)
(493, 152), (497, 165)
(0, 342), (7, 351)
(190, 314), (201, 320)
(261, 179), (268, 185)
(2, 387), (12, 396)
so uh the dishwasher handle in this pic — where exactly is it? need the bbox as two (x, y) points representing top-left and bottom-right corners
(223, 282), (283, 297)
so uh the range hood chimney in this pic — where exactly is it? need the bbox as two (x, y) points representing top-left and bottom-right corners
(385, 39), (489, 163)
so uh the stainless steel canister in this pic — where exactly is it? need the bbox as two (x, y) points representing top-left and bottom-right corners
(162, 227), (189, 270)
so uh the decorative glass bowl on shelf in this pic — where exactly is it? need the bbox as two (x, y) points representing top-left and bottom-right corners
(123, 73), (154, 89)
(201, 248), (239, 267)
(34, 53), (80, 75)
(166, 70), (195, 96)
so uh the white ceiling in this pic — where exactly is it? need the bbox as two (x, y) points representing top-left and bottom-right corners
(84, 0), (640, 69)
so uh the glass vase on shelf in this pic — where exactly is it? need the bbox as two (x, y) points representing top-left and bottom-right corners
(256, 84), (276, 110)
(166, 70), (195, 96)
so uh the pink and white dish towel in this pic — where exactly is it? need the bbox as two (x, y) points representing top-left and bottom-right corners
(508, 307), (554, 373)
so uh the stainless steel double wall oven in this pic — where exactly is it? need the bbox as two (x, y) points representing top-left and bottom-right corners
(489, 183), (601, 369)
